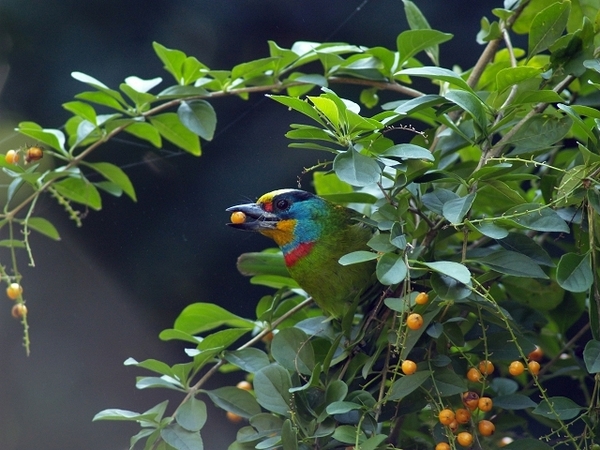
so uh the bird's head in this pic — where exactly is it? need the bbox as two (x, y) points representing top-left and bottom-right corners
(226, 189), (328, 249)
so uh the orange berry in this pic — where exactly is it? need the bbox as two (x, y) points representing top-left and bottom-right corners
(261, 331), (274, 343)
(226, 411), (243, 423)
(438, 408), (455, 425)
(478, 396), (493, 412)
(11, 303), (27, 319)
(462, 391), (480, 410)
(478, 360), (494, 375)
(508, 361), (525, 376)
(401, 359), (417, 375)
(528, 346), (543, 362)
(6, 283), (22, 300)
(236, 381), (252, 391)
(435, 443), (451, 450)
(478, 419), (495, 436)
(414, 292), (429, 305)
(528, 360), (541, 376)
(467, 367), (482, 382)
(230, 211), (246, 224)
(455, 408), (471, 424)
(25, 145), (44, 163)
(457, 431), (474, 447)
(406, 313), (424, 330)
(5, 149), (19, 164)
(448, 419), (459, 433)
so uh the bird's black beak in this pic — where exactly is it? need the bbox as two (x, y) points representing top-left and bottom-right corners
(226, 202), (279, 231)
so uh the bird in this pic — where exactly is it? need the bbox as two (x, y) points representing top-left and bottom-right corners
(226, 189), (376, 317)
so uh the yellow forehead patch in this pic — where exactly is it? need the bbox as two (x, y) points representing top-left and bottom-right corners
(259, 219), (296, 246)
(257, 189), (296, 205)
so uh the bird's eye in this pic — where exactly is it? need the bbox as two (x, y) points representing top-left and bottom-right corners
(275, 199), (289, 210)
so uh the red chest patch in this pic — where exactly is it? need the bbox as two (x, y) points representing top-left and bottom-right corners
(284, 242), (315, 267)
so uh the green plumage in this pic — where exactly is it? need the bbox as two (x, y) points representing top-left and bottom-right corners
(227, 189), (375, 317)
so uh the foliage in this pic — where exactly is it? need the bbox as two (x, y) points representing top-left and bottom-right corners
(2, 0), (600, 448)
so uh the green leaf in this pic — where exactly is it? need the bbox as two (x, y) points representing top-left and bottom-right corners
(158, 85), (209, 99)
(254, 364), (292, 416)
(177, 100), (216, 141)
(0, 239), (25, 248)
(122, 121), (162, 147)
(326, 401), (362, 415)
(532, 396), (583, 420)
(53, 177), (102, 210)
(149, 113), (201, 155)
(473, 222), (509, 239)
(493, 394), (538, 410)
(174, 303), (254, 334)
(387, 371), (430, 401)
(160, 423), (203, 450)
(124, 76), (162, 93)
(224, 348), (270, 373)
(250, 274), (299, 290)
(503, 203), (570, 233)
(339, 250), (378, 265)
(583, 340), (600, 373)
(124, 357), (175, 377)
(25, 217), (60, 240)
(444, 90), (488, 130)
(477, 16), (502, 43)
(195, 328), (250, 354)
(503, 277), (564, 311)
(556, 252), (593, 292)
(381, 143), (435, 161)
(557, 104), (598, 145)
(93, 407), (162, 422)
(498, 233), (554, 266)
(63, 101), (97, 124)
(528, 1), (570, 57)
(236, 251), (289, 277)
(442, 193), (476, 225)
(361, 435), (388, 450)
(333, 149), (381, 187)
(376, 252), (407, 285)
(271, 328), (315, 375)
(71, 72), (128, 106)
(422, 188), (458, 215)
(496, 66), (542, 92)
(478, 250), (548, 278)
(428, 369), (468, 396)
(321, 192), (377, 204)
(397, 29), (453, 66)
(153, 42), (186, 82)
(402, 0), (441, 63)
(430, 272), (471, 301)
(269, 95), (326, 127)
(17, 122), (66, 154)
(205, 386), (261, 418)
(281, 419), (298, 450)
(384, 297), (410, 313)
(556, 164), (591, 207)
(76, 91), (126, 111)
(422, 261), (471, 284)
(119, 84), (156, 109)
(396, 67), (474, 94)
(85, 162), (136, 201)
(309, 96), (341, 127)
(504, 114), (572, 154)
(176, 397), (207, 432)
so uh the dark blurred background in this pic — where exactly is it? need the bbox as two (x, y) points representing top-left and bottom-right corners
(0, 1), (502, 448)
